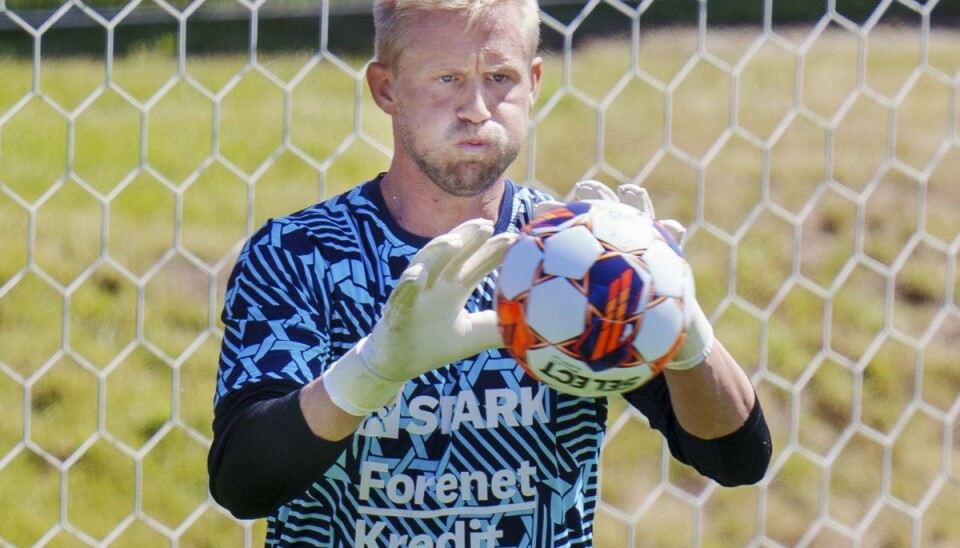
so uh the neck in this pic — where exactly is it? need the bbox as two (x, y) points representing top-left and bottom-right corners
(380, 170), (505, 239)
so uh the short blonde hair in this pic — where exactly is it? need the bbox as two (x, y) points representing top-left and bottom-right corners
(373, 0), (541, 69)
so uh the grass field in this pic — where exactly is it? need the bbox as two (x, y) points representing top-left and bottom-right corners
(1, 24), (960, 547)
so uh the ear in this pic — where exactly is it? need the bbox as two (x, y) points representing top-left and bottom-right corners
(528, 56), (543, 107)
(367, 61), (398, 115)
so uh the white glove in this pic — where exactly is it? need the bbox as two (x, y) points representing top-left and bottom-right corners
(532, 179), (618, 217)
(542, 180), (713, 370)
(324, 219), (517, 416)
(616, 183), (687, 247)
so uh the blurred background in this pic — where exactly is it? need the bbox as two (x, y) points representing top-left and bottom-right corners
(1, 0), (959, 546)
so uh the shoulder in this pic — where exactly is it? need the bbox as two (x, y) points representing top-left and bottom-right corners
(242, 184), (383, 259)
(509, 181), (556, 205)
(223, 185), (382, 297)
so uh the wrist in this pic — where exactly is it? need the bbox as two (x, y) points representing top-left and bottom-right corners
(323, 339), (406, 416)
(301, 380), (366, 441)
(666, 300), (714, 371)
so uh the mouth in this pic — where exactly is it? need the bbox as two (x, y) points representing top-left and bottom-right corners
(455, 128), (504, 151)
(458, 138), (489, 148)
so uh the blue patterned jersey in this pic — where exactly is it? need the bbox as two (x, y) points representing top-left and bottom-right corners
(217, 177), (609, 547)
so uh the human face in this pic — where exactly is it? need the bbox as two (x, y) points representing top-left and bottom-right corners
(381, 5), (541, 197)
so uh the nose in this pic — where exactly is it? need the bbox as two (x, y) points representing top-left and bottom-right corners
(457, 80), (492, 124)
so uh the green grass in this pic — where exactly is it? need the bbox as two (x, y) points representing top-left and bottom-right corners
(1, 25), (960, 546)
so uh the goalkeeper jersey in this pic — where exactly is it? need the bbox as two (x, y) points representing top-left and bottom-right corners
(216, 176), (606, 546)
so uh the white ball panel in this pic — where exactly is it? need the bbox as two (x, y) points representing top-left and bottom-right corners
(525, 345), (589, 373)
(498, 236), (543, 300)
(589, 203), (657, 252)
(633, 297), (685, 360)
(526, 277), (588, 343)
(642, 239), (688, 298)
(526, 345), (657, 397)
(541, 225), (604, 279)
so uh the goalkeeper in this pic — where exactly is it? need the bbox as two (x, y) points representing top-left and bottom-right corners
(208, 0), (772, 545)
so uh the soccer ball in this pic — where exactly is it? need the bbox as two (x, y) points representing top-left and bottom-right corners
(496, 199), (693, 397)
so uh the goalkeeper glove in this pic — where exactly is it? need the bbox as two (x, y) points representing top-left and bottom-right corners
(323, 219), (517, 416)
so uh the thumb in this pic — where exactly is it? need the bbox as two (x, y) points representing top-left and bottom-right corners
(462, 309), (503, 356)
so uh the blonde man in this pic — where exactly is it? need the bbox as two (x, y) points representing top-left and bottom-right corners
(208, 1), (770, 545)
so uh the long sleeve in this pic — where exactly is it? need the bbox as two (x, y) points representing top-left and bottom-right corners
(207, 380), (352, 519)
(622, 375), (771, 486)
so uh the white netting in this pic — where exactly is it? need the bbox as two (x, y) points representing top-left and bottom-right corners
(0, 0), (958, 546)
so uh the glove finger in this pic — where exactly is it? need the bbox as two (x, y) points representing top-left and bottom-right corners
(386, 262), (426, 314)
(566, 180), (618, 203)
(441, 219), (494, 283)
(659, 219), (688, 247)
(460, 232), (518, 289)
(410, 233), (462, 289)
(617, 184), (655, 217)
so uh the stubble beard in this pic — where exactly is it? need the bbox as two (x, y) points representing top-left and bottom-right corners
(397, 120), (521, 198)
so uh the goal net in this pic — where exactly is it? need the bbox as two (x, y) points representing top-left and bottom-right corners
(0, 0), (958, 546)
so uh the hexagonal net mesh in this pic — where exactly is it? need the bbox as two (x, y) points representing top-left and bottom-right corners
(0, 0), (958, 546)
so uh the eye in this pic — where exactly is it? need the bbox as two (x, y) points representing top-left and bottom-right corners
(438, 75), (456, 83)
(490, 74), (509, 83)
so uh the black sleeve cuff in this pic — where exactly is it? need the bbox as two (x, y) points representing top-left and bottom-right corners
(672, 397), (772, 486)
(208, 380), (352, 519)
(622, 377), (772, 486)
